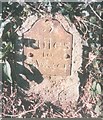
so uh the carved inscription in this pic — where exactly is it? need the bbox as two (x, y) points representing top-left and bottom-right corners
(24, 17), (72, 77)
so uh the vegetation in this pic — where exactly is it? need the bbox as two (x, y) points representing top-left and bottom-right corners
(0, 1), (103, 118)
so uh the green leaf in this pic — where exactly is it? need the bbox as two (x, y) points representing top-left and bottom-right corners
(3, 60), (12, 83)
(0, 51), (3, 59)
(90, 16), (96, 24)
(95, 104), (100, 115)
(7, 31), (11, 38)
(92, 81), (97, 90)
(96, 83), (101, 94)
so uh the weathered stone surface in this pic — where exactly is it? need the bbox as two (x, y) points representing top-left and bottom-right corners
(17, 13), (82, 109)
(24, 16), (72, 77)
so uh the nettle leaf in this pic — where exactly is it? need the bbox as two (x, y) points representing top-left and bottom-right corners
(96, 83), (101, 94)
(3, 60), (12, 83)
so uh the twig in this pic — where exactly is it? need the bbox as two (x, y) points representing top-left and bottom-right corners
(2, 102), (44, 118)
(80, 20), (89, 39)
(26, 3), (44, 15)
(76, 104), (86, 114)
(4, 11), (13, 20)
(74, 16), (103, 30)
(89, 4), (103, 22)
(81, 20), (89, 34)
(84, 57), (103, 60)
(2, 113), (18, 117)
(38, 2), (42, 10)
(82, 20), (103, 29)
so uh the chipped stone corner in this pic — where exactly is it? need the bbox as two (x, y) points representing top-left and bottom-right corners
(17, 15), (39, 36)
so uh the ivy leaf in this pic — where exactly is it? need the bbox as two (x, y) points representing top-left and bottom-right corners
(3, 60), (12, 83)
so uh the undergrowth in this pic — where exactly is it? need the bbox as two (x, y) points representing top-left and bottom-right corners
(0, 1), (103, 118)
